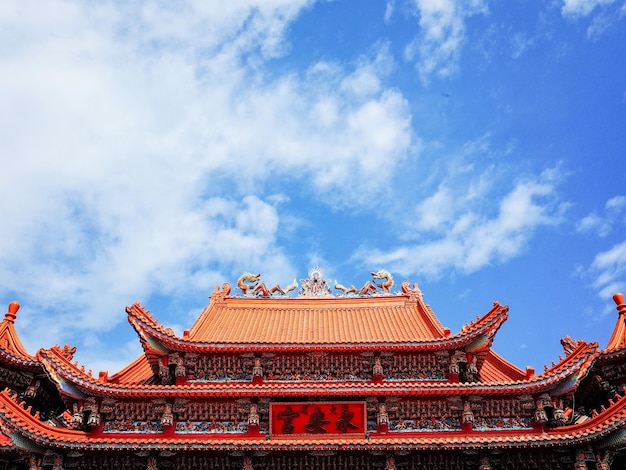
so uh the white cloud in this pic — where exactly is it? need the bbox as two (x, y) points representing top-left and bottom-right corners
(0, 0), (414, 370)
(562, 0), (616, 17)
(414, 186), (455, 231)
(405, 0), (488, 83)
(578, 196), (626, 302)
(576, 194), (626, 237)
(577, 213), (612, 237)
(384, 1), (396, 23)
(606, 195), (626, 212)
(356, 166), (564, 277)
(590, 240), (626, 298)
(560, 0), (625, 38)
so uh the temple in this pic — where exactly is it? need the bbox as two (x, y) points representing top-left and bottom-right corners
(1, 267), (626, 469)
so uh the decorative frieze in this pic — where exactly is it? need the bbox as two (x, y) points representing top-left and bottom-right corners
(382, 398), (461, 432)
(185, 354), (252, 382)
(102, 420), (163, 433)
(181, 351), (458, 383)
(175, 400), (249, 422)
(371, 396), (534, 433)
(384, 353), (446, 381)
(265, 354), (371, 381)
(0, 365), (31, 388)
(44, 450), (595, 470)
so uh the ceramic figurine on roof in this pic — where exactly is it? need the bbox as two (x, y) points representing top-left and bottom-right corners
(334, 269), (394, 296)
(237, 272), (297, 297)
(1, 281), (626, 469)
(299, 266), (333, 297)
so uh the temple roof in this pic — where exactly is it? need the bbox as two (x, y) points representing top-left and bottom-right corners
(479, 349), (530, 382)
(189, 296), (445, 345)
(107, 354), (155, 385)
(0, 302), (38, 369)
(127, 281), (508, 354)
(1, 275), (624, 458)
(1, 387), (626, 452)
(34, 337), (597, 399)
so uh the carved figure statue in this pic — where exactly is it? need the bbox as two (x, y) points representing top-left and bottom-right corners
(300, 268), (333, 297)
(25, 379), (40, 398)
(160, 404), (174, 427)
(28, 455), (43, 470)
(271, 279), (298, 296)
(238, 273), (262, 295)
(87, 411), (101, 427)
(358, 279), (378, 295)
(385, 456), (397, 470)
(596, 451), (612, 470)
(371, 269), (394, 293)
(252, 358), (263, 378)
(462, 402), (474, 424)
(238, 273), (297, 297)
(401, 280), (422, 299)
(377, 404), (389, 426)
(72, 403), (83, 425)
(61, 344), (77, 360)
(449, 356), (460, 375)
(560, 335), (581, 355)
(51, 454), (63, 470)
(334, 280), (359, 294)
(574, 450), (588, 470)
(221, 282), (231, 296)
(373, 358), (383, 377)
(248, 405), (259, 426)
(466, 356), (478, 381)
(335, 270), (394, 296)
(552, 407), (567, 426)
(478, 456), (491, 470)
(243, 457), (254, 470)
(534, 402), (548, 424)
(146, 456), (158, 470)
(174, 361), (186, 378)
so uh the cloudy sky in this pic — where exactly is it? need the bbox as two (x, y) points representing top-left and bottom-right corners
(1, 0), (625, 376)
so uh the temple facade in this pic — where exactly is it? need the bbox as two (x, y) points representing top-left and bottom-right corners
(1, 268), (626, 469)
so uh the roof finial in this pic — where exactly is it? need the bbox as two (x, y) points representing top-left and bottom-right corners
(613, 293), (626, 315)
(5, 301), (20, 323)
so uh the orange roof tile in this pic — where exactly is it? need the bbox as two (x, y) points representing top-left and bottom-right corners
(187, 294), (447, 345)
(478, 349), (528, 382)
(107, 354), (154, 385)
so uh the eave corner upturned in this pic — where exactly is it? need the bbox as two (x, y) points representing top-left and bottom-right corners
(605, 293), (626, 351)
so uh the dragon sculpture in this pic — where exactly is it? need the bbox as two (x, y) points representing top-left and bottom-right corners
(334, 269), (394, 295)
(560, 335), (582, 355)
(237, 272), (297, 297)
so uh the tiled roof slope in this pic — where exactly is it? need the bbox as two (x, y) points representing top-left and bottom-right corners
(187, 287), (449, 345)
(107, 355), (154, 385)
(479, 349), (529, 382)
(128, 291), (508, 355)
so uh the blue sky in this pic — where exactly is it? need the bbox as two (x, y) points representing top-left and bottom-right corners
(1, 0), (625, 376)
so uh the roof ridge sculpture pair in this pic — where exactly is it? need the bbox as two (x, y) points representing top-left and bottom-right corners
(236, 268), (396, 298)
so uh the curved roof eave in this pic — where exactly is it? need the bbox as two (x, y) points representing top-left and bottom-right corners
(1, 387), (626, 452)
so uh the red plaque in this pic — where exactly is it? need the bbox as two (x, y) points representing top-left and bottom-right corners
(270, 402), (366, 437)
